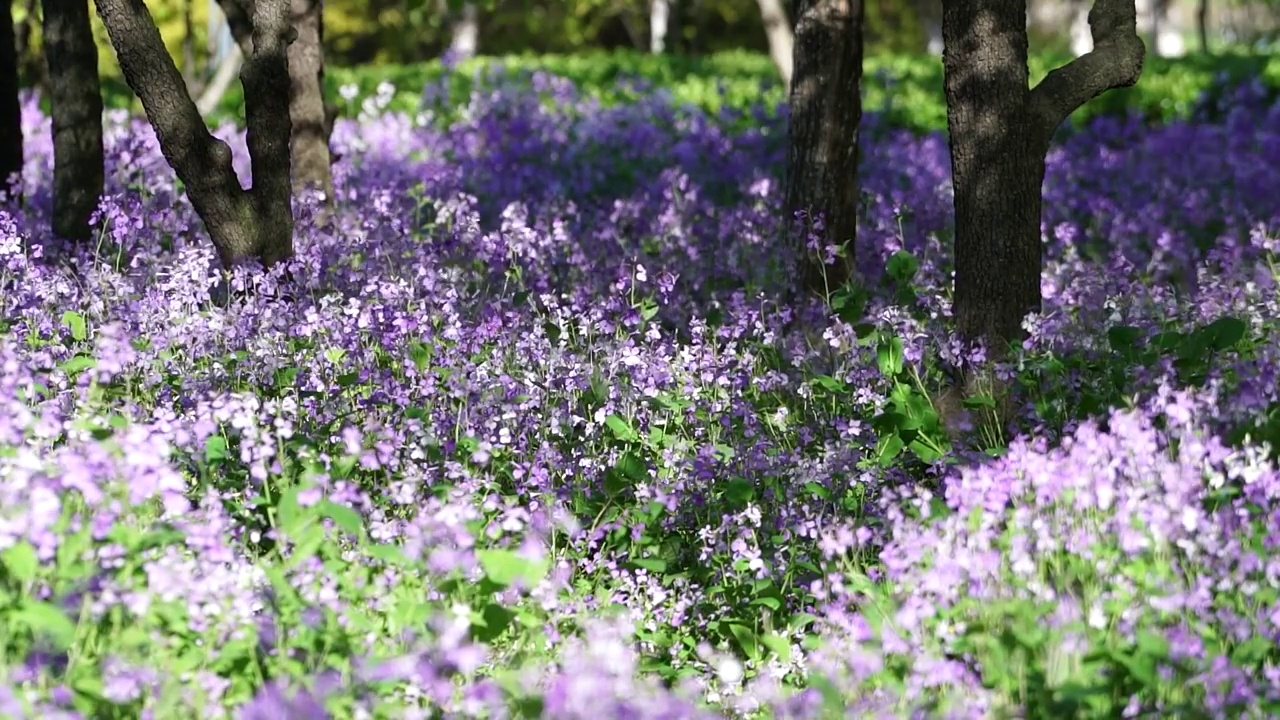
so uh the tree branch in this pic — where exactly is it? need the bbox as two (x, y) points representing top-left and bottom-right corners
(1028, 0), (1145, 145)
(215, 0), (255, 56)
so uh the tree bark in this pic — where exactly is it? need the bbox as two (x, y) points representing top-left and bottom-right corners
(0, 0), (20, 198)
(449, 1), (479, 60)
(93, 0), (296, 268)
(286, 0), (332, 199)
(217, 0), (334, 194)
(784, 0), (863, 297)
(649, 0), (669, 54)
(943, 0), (1144, 351)
(756, 0), (794, 91)
(43, 0), (105, 241)
(1197, 0), (1209, 53)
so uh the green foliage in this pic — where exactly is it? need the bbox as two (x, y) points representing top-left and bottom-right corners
(100, 49), (1280, 136)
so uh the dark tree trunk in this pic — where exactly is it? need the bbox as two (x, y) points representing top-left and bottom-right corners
(218, 0), (337, 181)
(784, 0), (864, 298)
(286, 0), (332, 199)
(43, 0), (105, 241)
(0, 0), (21, 198)
(942, 0), (1144, 353)
(1197, 0), (1209, 54)
(93, 0), (296, 268)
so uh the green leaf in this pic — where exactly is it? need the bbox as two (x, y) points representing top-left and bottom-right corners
(1, 541), (39, 584)
(875, 433), (905, 465)
(724, 478), (755, 505)
(317, 500), (363, 537)
(204, 435), (229, 463)
(476, 549), (550, 589)
(631, 557), (668, 573)
(885, 250), (919, 283)
(61, 311), (87, 342)
(364, 543), (408, 566)
(605, 415), (639, 443)
(1107, 325), (1143, 354)
(726, 622), (759, 660)
(408, 342), (432, 370)
(876, 336), (905, 377)
(276, 486), (304, 535)
(1204, 315), (1246, 350)
(812, 375), (847, 394)
(59, 355), (97, 375)
(761, 632), (792, 664)
(13, 600), (78, 650)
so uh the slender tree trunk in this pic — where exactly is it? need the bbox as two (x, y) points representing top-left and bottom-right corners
(756, 0), (794, 91)
(1197, 0), (1209, 53)
(914, 0), (943, 54)
(181, 0), (201, 94)
(44, 0), (105, 241)
(785, 0), (864, 296)
(93, 0), (296, 268)
(286, 0), (332, 199)
(217, 0), (335, 192)
(942, 0), (1144, 351)
(449, 1), (478, 59)
(196, 43), (244, 116)
(0, 0), (20, 198)
(650, 0), (669, 53)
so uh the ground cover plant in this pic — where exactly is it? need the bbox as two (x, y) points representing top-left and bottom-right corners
(2, 65), (1280, 718)
(89, 49), (1280, 134)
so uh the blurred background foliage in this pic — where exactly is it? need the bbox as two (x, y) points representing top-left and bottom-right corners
(7, 0), (1280, 134)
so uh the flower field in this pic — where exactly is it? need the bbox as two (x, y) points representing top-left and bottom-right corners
(2, 70), (1280, 718)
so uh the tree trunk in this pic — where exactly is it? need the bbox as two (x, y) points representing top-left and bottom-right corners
(756, 0), (794, 91)
(0, 0), (20, 199)
(942, 0), (1144, 352)
(43, 0), (105, 241)
(649, 0), (669, 54)
(196, 43), (244, 116)
(93, 0), (296, 268)
(449, 1), (479, 60)
(914, 0), (943, 54)
(216, 0), (333, 195)
(286, 0), (332, 199)
(784, 0), (863, 297)
(1197, 0), (1209, 53)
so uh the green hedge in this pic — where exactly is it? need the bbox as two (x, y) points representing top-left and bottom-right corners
(98, 49), (1280, 133)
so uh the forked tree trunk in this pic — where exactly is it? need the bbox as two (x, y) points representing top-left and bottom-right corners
(43, 0), (104, 241)
(785, 0), (863, 297)
(942, 0), (1144, 351)
(93, 0), (296, 268)
(216, 0), (332, 200)
(0, 0), (21, 197)
(756, 0), (794, 91)
(286, 0), (332, 198)
(649, 0), (669, 54)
